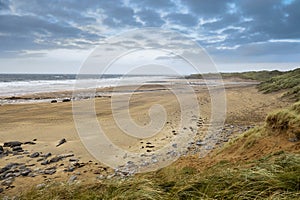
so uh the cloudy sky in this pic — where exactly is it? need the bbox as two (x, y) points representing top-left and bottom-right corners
(0, 0), (300, 74)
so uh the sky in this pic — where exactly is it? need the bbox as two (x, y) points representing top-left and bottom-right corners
(0, 0), (300, 74)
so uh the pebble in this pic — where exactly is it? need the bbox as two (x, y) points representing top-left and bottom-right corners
(36, 183), (46, 190)
(68, 175), (77, 184)
(49, 156), (62, 163)
(21, 169), (31, 176)
(56, 138), (67, 147)
(23, 141), (36, 145)
(12, 146), (23, 152)
(30, 152), (40, 158)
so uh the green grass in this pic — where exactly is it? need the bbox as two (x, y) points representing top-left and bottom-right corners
(187, 68), (300, 101)
(18, 152), (300, 200)
(257, 68), (300, 101)
(186, 70), (284, 81)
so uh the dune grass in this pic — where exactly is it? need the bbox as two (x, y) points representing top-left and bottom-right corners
(18, 151), (300, 200)
(257, 68), (300, 101)
(265, 101), (300, 139)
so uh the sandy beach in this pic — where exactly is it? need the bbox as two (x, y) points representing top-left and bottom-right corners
(0, 79), (292, 195)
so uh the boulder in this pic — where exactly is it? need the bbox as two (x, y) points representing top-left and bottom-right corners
(3, 141), (22, 148)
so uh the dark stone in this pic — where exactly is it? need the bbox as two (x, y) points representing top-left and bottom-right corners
(0, 187), (3, 193)
(41, 160), (49, 165)
(21, 169), (31, 176)
(44, 168), (56, 175)
(0, 146), (3, 154)
(51, 100), (58, 103)
(50, 156), (62, 163)
(37, 158), (44, 162)
(56, 138), (67, 147)
(3, 141), (22, 148)
(0, 163), (19, 174)
(41, 152), (52, 158)
(24, 141), (36, 145)
(12, 146), (23, 152)
(62, 98), (71, 102)
(33, 139), (37, 141)
(64, 166), (75, 172)
(30, 152), (40, 158)
(69, 158), (79, 162)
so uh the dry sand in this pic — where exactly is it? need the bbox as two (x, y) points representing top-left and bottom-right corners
(0, 80), (291, 195)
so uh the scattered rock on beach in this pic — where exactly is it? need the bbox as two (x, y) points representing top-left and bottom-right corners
(51, 100), (57, 103)
(0, 146), (3, 154)
(0, 187), (3, 193)
(12, 146), (23, 152)
(21, 169), (31, 176)
(3, 141), (22, 148)
(30, 152), (40, 158)
(24, 141), (36, 145)
(62, 98), (71, 102)
(56, 138), (67, 147)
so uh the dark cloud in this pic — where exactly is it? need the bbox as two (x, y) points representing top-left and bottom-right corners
(0, 0), (299, 65)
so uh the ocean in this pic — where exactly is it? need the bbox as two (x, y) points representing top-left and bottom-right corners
(0, 74), (172, 104)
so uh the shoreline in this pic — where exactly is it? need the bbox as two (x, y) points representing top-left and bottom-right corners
(0, 78), (259, 105)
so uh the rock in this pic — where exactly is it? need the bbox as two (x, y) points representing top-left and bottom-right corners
(49, 156), (62, 163)
(37, 158), (44, 162)
(4, 173), (14, 179)
(68, 175), (77, 184)
(24, 141), (36, 145)
(21, 169), (31, 176)
(0, 146), (3, 154)
(1, 177), (14, 186)
(56, 138), (67, 147)
(3, 141), (22, 148)
(0, 163), (19, 174)
(36, 183), (46, 190)
(64, 166), (75, 172)
(172, 143), (177, 148)
(69, 158), (79, 162)
(0, 187), (3, 193)
(41, 160), (49, 165)
(30, 152), (40, 158)
(51, 100), (57, 103)
(59, 153), (74, 158)
(43, 168), (56, 175)
(62, 98), (71, 102)
(96, 175), (105, 180)
(288, 138), (299, 142)
(196, 140), (206, 146)
(41, 152), (52, 158)
(12, 146), (23, 152)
